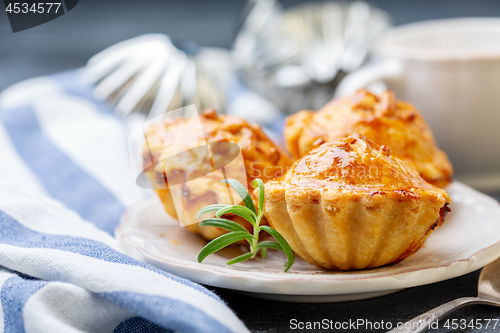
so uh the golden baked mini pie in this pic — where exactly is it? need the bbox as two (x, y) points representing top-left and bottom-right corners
(143, 108), (291, 240)
(284, 89), (453, 188)
(264, 134), (451, 270)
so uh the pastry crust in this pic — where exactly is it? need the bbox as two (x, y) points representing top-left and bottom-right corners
(284, 90), (453, 188)
(143, 108), (291, 240)
(264, 134), (451, 270)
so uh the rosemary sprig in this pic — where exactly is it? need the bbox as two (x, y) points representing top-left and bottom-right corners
(196, 178), (295, 272)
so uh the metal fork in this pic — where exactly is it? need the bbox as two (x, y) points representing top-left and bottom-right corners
(389, 257), (500, 333)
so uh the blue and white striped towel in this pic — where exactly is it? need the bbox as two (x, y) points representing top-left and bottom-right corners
(0, 70), (250, 333)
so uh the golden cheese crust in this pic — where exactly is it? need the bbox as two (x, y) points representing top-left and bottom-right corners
(264, 134), (451, 270)
(284, 90), (453, 188)
(143, 108), (291, 240)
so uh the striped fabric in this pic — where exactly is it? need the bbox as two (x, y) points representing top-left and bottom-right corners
(0, 70), (249, 333)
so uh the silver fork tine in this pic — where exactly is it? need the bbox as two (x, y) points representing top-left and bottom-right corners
(115, 57), (169, 117)
(148, 55), (187, 119)
(86, 34), (172, 83)
(93, 58), (146, 102)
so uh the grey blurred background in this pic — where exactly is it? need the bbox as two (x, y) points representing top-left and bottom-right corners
(1, 0), (500, 92)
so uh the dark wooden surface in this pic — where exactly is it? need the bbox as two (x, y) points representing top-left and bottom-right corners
(1, 0), (500, 331)
(209, 270), (500, 332)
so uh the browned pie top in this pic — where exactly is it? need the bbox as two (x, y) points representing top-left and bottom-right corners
(272, 133), (451, 202)
(143, 108), (292, 191)
(284, 89), (453, 188)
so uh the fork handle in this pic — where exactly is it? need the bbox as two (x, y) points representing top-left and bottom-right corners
(387, 297), (499, 333)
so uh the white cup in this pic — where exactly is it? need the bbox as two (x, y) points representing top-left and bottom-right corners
(336, 18), (500, 191)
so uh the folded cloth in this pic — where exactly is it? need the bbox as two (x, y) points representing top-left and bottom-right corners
(0, 70), (249, 333)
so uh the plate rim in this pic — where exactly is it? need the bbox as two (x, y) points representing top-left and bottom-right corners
(116, 181), (500, 296)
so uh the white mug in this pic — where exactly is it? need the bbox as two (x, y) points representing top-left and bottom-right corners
(336, 18), (500, 191)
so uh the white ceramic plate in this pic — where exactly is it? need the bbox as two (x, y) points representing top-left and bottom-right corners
(116, 182), (500, 302)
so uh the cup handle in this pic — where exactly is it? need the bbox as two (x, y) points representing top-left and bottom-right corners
(334, 60), (402, 97)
